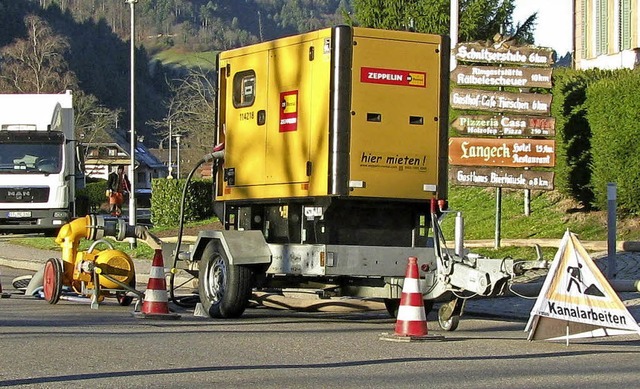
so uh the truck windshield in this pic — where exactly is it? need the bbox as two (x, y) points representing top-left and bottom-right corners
(0, 132), (63, 174)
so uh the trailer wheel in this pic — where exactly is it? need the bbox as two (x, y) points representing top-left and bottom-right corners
(384, 298), (434, 317)
(43, 258), (63, 304)
(437, 304), (460, 331)
(198, 240), (252, 318)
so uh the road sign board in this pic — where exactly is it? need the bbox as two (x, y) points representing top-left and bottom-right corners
(450, 166), (555, 190)
(451, 88), (552, 115)
(454, 42), (554, 67)
(451, 65), (553, 88)
(448, 137), (555, 167)
(451, 115), (556, 137)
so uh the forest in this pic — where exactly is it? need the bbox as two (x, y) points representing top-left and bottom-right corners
(0, 0), (535, 163)
(0, 0), (352, 151)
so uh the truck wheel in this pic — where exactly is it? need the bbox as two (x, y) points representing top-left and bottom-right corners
(198, 240), (252, 318)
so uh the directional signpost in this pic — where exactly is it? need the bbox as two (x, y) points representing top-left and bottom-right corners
(449, 39), (555, 247)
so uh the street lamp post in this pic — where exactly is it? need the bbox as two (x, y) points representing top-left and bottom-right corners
(168, 119), (173, 178)
(126, 0), (137, 247)
(450, 0), (458, 71)
(175, 134), (181, 179)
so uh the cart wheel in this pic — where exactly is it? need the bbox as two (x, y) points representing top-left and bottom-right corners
(437, 304), (460, 331)
(43, 258), (63, 304)
(116, 276), (136, 306)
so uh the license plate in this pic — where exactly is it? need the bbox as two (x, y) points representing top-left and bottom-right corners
(7, 211), (31, 218)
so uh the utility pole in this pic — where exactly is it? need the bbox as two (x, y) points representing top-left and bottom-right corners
(126, 0), (138, 248)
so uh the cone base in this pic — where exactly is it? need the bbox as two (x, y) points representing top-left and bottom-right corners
(379, 332), (445, 342)
(132, 311), (181, 320)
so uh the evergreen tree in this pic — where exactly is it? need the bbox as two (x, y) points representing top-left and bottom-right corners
(352, 0), (537, 44)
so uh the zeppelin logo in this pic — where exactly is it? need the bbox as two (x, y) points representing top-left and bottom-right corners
(360, 67), (426, 87)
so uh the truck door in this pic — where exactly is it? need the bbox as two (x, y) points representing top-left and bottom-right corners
(221, 51), (269, 188)
(348, 32), (444, 200)
(264, 42), (312, 186)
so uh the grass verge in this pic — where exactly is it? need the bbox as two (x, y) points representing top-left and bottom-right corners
(9, 187), (637, 262)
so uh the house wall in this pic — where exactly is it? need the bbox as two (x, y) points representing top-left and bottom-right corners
(575, 0), (640, 69)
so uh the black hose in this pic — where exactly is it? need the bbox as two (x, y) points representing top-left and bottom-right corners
(169, 152), (222, 307)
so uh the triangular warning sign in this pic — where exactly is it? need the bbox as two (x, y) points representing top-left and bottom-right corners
(525, 230), (640, 341)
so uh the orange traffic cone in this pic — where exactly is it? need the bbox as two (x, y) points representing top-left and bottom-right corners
(132, 249), (180, 320)
(380, 257), (443, 342)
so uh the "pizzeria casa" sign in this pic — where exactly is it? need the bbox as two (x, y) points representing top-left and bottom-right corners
(451, 115), (555, 137)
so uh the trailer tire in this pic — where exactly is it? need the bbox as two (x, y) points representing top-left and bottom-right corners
(198, 240), (252, 318)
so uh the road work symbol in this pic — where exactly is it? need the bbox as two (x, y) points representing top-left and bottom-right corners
(566, 263), (604, 297)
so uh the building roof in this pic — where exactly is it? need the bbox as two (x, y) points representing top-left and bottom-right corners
(83, 128), (166, 169)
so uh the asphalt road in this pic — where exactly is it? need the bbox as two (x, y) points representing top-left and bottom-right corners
(1, 265), (640, 389)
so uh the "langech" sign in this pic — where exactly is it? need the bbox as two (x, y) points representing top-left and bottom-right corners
(449, 137), (555, 168)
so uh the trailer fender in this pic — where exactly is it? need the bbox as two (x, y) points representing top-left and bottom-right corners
(192, 230), (272, 266)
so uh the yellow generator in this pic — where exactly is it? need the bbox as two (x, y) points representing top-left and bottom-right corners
(185, 25), (465, 325)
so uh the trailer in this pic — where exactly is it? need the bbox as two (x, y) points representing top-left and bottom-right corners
(0, 91), (82, 235)
(171, 26), (542, 329)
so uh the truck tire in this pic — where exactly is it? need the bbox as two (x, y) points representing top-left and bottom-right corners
(198, 240), (252, 318)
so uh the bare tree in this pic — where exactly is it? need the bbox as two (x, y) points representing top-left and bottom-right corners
(160, 65), (217, 175)
(0, 14), (77, 93)
(74, 91), (123, 141)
